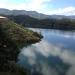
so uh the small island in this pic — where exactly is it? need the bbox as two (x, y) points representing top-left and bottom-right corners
(0, 17), (42, 75)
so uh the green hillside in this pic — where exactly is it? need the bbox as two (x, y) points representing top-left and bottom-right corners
(0, 19), (42, 74)
(0, 20), (42, 47)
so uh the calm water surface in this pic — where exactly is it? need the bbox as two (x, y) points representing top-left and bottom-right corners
(18, 29), (75, 75)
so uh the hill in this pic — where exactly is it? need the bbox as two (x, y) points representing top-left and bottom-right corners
(6, 15), (75, 30)
(0, 18), (42, 74)
(0, 8), (49, 19)
(0, 8), (75, 20)
(0, 8), (75, 30)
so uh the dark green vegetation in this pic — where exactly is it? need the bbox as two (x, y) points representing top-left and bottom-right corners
(0, 8), (75, 30)
(0, 19), (42, 75)
(4, 15), (75, 30)
(0, 20), (42, 47)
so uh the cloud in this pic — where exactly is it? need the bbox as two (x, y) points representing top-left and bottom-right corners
(45, 6), (75, 15)
(0, 0), (75, 15)
(18, 39), (75, 75)
(0, 0), (51, 12)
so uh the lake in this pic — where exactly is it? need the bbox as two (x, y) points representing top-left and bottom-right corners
(18, 29), (75, 75)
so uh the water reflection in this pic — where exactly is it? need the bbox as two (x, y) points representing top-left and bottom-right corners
(18, 29), (75, 75)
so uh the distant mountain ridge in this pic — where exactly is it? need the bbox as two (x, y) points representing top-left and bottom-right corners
(0, 8), (49, 19)
(0, 8), (75, 20)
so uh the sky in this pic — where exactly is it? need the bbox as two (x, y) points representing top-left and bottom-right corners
(0, 0), (75, 15)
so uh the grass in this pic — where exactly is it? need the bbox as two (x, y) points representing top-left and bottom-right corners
(0, 19), (42, 74)
(0, 20), (42, 48)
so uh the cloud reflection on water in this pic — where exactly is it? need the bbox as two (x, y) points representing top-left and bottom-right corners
(18, 40), (74, 75)
(18, 29), (75, 75)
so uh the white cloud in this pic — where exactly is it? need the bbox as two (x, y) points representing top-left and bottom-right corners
(0, 0), (51, 12)
(0, 0), (75, 15)
(19, 39), (75, 75)
(45, 6), (75, 15)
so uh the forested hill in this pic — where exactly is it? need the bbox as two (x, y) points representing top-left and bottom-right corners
(0, 17), (42, 74)
(5, 15), (75, 30)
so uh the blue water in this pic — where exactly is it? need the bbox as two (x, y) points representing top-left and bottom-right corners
(18, 29), (75, 75)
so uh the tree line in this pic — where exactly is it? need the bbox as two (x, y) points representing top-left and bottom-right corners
(5, 15), (75, 30)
